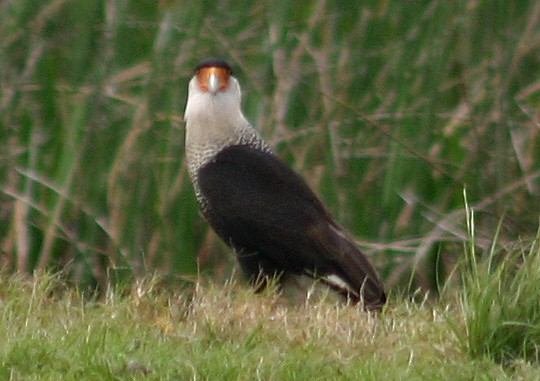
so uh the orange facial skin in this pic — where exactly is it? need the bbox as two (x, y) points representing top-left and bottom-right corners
(196, 66), (231, 93)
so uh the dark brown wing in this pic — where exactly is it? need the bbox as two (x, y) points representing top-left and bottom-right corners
(197, 144), (385, 307)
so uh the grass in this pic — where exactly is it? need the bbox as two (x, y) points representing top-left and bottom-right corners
(450, 195), (540, 365)
(1, 252), (539, 381)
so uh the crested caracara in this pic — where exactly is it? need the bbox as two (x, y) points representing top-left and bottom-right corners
(184, 58), (386, 309)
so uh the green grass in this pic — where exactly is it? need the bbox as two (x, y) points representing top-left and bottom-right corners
(449, 195), (540, 365)
(1, 0), (539, 292)
(1, 260), (539, 380)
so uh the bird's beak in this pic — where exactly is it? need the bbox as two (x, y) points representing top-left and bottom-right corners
(208, 72), (220, 94)
(196, 66), (230, 94)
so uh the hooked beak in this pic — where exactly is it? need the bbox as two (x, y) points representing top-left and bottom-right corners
(208, 72), (220, 94)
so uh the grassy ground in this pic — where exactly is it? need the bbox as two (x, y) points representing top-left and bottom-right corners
(0, 266), (539, 381)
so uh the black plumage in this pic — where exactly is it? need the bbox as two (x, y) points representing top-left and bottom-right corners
(184, 59), (386, 309)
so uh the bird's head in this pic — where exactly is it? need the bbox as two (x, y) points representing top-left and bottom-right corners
(185, 58), (243, 125)
(194, 59), (234, 94)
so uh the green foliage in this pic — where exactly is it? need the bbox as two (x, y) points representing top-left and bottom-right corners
(450, 195), (540, 365)
(1, 0), (539, 292)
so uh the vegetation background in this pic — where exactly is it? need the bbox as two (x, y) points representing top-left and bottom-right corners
(1, 0), (540, 379)
(1, 0), (539, 290)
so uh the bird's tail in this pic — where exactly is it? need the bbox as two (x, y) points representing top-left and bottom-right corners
(320, 226), (386, 310)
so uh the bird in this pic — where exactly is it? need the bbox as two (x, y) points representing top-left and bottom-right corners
(184, 58), (386, 309)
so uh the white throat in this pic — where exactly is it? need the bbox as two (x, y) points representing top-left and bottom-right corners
(184, 75), (271, 181)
